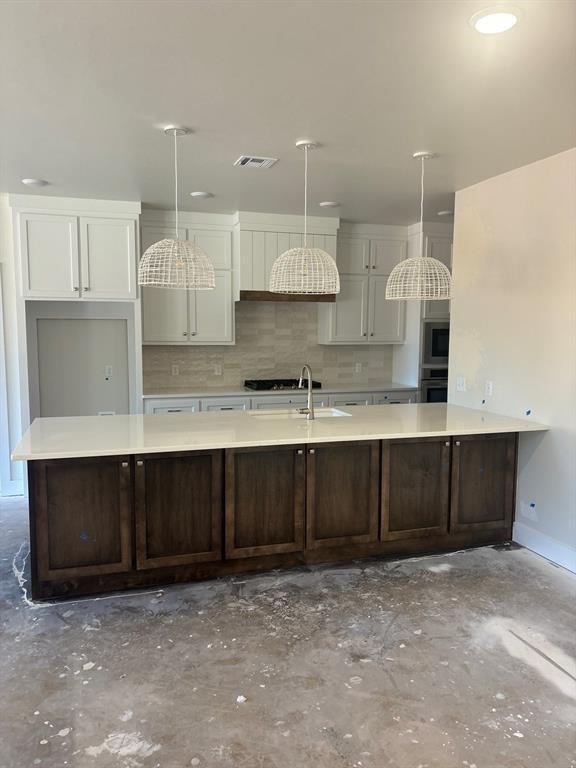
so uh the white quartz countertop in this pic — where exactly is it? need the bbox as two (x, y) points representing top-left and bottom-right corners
(12, 404), (547, 461)
(142, 382), (418, 398)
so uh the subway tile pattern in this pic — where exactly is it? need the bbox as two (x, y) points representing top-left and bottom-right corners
(143, 302), (394, 392)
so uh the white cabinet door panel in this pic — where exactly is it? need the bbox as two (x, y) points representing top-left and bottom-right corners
(191, 270), (233, 344)
(337, 236), (370, 274)
(20, 213), (79, 298)
(328, 275), (369, 343)
(80, 217), (136, 299)
(142, 287), (189, 343)
(368, 275), (405, 343)
(192, 230), (232, 269)
(370, 239), (407, 274)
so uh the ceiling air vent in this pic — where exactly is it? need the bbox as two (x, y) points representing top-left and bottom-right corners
(234, 155), (278, 169)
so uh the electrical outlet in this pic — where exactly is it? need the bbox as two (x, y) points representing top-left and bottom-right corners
(456, 376), (466, 392)
(104, 365), (113, 380)
(214, 363), (223, 376)
(171, 364), (180, 376)
(485, 380), (494, 397)
(355, 362), (362, 374)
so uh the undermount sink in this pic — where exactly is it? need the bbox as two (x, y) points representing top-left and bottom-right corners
(250, 407), (352, 420)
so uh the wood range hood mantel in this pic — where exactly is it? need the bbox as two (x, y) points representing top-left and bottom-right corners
(239, 290), (336, 303)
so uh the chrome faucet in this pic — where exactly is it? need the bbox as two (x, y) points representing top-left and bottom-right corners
(297, 364), (315, 420)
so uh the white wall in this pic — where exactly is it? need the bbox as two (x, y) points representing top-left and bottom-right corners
(449, 149), (576, 572)
(0, 195), (23, 495)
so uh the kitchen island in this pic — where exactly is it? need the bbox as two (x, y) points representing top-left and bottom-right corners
(13, 404), (546, 600)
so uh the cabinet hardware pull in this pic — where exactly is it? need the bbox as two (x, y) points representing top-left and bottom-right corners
(73, 286), (79, 291)
(363, 332), (367, 336)
(220, 407), (234, 410)
(121, 461), (128, 468)
(370, 332), (374, 336)
(455, 441), (461, 447)
(182, 331), (187, 336)
(372, 265), (376, 269)
(297, 449), (303, 455)
(190, 331), (197, 336)
(136, 460), (144, 467)
(445, 441), (450, 447)
(83, 286), (91, 291)
(309, 448), (315, 454)
(365, 264), (369, 269)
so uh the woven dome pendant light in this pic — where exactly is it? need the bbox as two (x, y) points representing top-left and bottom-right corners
(269, 140), (340, 294)
(138, 126), (215, 290)
(385, 152), (451, 301)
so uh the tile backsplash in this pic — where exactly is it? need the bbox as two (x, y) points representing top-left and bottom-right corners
(143, 302), (394, 392)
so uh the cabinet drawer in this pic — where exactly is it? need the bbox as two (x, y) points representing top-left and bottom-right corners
(201, 398), (250, 412)
(329, 394), (373, 407)
(144, 398), (200, 414)
(373, 391), (416, 404)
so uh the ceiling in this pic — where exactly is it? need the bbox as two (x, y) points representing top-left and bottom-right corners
(1, 0), (575, 224)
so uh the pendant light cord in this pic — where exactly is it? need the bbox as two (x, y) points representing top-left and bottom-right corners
(174, 130), (179, 239)
(303, 145), (308, 247)
(419, 156), (425, 259)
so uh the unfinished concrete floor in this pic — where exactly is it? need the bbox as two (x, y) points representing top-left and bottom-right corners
(1, 496), (575, 768)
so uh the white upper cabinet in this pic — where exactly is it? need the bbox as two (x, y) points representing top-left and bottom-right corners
(16, 201), (139, 301)
(79, 217), (136, 299)
(20, 213), (79, 298)
(368, 275), (405, 342)
(370, 239), (407, 274)
(141, 218), (235, 345)
(318, 230), (406, 345)
(193, 230), (232, 269)
(422, 236), (452, 319)
(190, 271), (233, 343)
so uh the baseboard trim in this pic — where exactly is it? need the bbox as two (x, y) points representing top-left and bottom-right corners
(513, 521), (576, 574)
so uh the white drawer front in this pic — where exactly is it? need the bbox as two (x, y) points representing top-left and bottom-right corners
(200, 398), (250, 412)
(329, 394), (373, 407)
(144, 398), (201, 414)
(250, 393), (329, 410)
(373, 391), (416, 404)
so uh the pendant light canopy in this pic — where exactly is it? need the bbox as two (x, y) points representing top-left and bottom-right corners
(138, 126), (215, 290)
(269, 140), (340, 295)
(385, 152), (452, 301)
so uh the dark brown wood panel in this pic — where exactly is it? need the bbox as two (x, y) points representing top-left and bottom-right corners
(135, 450), (223, 569)
(240, 290), (335, 303)
(450, 433), (517, 533)
(306, 440), (380, 549)
(225, 445), (305, 558)
(381, 437), (450, 541)
(32, 456), (132, 580)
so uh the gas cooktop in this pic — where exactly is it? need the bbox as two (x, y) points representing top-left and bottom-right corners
(244, 378), (322, 391)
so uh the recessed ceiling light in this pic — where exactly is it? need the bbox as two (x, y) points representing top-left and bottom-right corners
(190, 191), (214, 199)
(318, 201), (340, 208)
(470, 7), (519, 34)
(437, 210), (453, 217)
(21, 178), (49, 187)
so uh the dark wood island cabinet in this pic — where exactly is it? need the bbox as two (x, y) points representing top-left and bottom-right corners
(26, 432), (519, 600)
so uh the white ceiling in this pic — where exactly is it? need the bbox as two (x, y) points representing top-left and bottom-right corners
(1, 0), (574, 224)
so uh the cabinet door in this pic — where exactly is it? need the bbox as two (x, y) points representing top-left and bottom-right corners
(306, 441), (379, 549)
(141, 226), (189, 343)
(190, 270), (233, 343)
(144, 398), (200, 414)
(191, 230), (232, 269)
(325, 275), (369, 343)
(337, 236), (370, 274)
(225, 445), (305, 558)
(370, 239), (407, 275)
(80, 217), (136, 299)
(368, 275), (405, 343)
(450, 434), (517, 534)
(135, 450), (223, 569)
(381, 437), (450, 541)
(32, 456), (132, 579)
(423, 237), (452, 319)
(20, 213), (79, 298)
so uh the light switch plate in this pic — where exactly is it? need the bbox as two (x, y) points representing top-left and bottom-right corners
(456, 376), (466, 392)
